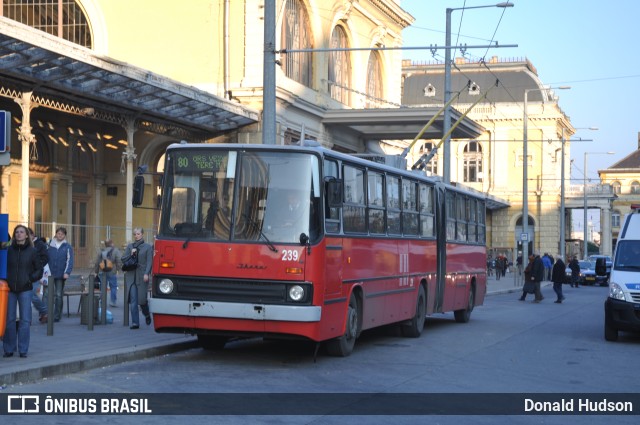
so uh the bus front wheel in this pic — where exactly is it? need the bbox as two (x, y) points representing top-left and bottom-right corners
(326, 292), (360, 357)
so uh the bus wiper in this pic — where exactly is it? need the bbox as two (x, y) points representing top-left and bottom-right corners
(242, 213), (278, 253)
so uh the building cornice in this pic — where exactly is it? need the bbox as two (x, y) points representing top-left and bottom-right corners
(368, 0), (415, 28)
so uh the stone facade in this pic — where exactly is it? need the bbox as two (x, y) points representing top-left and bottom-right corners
(599, 136), (640, 247)
(402, 57), (576, 261)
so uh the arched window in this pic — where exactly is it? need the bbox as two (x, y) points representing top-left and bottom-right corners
(418, 142), (438, 175)
(463, 141), (483, 183)
(365, 52), (382, 108)
(631, 181), (640, 194)
(612, 181), (621, 194)
(328, 26), (350, 105)
(2, 0), (92, 48)
(281, 0), (313, 88)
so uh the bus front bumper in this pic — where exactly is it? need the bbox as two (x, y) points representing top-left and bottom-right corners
(149, 298), (322, 322)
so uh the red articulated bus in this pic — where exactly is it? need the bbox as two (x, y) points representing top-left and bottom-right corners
(143, 142), (487, 356)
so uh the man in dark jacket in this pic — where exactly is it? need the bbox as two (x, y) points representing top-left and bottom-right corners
(551, 257), (566, 303)
(569, 256), (581, 288)
(530, 253), (545, 303)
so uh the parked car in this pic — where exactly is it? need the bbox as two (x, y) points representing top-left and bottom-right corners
(565, 261), (607, 286)
(588, 255), (612, 282)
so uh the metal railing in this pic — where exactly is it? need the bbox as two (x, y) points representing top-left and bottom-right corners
(566, 183), (614, 197)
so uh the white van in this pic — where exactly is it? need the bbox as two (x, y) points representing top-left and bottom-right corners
(602, 205), (640, 341)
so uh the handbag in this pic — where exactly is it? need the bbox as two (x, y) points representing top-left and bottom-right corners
(523, 280), (536, 294)
(121, 252), (138, 271)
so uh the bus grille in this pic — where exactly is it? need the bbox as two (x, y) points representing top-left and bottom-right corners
(153, 277), (312, 305)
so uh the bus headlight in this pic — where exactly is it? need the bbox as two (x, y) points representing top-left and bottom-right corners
(608, 282), (626, 301)
(158, 278), (174, 295)
(288, 285), (305, 302)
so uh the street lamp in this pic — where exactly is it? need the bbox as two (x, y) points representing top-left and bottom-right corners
(583, 151), (614, 259)
(560, 127), (598, 261)
(522, 86), (570, 267)
(443, 2), (514, 183)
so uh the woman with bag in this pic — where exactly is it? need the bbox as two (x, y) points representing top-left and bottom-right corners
(3, 225), (44, 358)
(518, 255), (535, 301)
(124, 227), (153, 330)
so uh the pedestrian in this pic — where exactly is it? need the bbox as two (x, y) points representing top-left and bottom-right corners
(124, 227), (153, 330)
(519, 255), (535, 301)
(27, 228), (49, 324)
(94, 239), (122, 307)
(551, 257), (566, 303)
(516, 253), (523, 275)
(495, 257), (502, 280)
(542, 253), (552, 281)
(569, 255), (581, 288)
(47, 227), (74, 322)
(530, 253), (545, 303)
(3, 225), (44, 358)
(501, 255), (507, 277)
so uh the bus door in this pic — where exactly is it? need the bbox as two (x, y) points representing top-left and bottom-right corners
(323, 161), (343, 299)
(434, 184), (448, 312)
(324, 236), (343, 298)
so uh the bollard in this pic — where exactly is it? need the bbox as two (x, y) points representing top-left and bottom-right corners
(87, 275), (95, 331)
(46, 275), (54, 335)
(100, 271), (107, 325)
(0, 280), (8, 337)
(123, 274), (129, 327)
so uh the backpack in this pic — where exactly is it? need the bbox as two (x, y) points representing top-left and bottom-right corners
(99, 248), (114, 272)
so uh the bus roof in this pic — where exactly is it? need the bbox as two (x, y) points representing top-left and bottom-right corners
(165, 142), (509, 210)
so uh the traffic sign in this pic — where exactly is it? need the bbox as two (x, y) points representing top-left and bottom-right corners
(520, 233), (529, 241)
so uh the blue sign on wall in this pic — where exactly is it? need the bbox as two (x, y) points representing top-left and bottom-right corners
(0, 110), (10, 152)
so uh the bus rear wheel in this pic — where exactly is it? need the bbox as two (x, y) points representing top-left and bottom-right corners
(454, 285), (475, 323)
(326, 292), (360, 357)
(198, 334), (229, 350)
(402, 285), (426, 338)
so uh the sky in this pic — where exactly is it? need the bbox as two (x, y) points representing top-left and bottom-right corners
(400, 0), (640, 231)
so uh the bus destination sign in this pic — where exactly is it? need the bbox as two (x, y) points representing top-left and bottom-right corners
(174, 152), (226, 172)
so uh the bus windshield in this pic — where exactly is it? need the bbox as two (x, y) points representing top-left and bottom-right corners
(159, 148), (321, 244)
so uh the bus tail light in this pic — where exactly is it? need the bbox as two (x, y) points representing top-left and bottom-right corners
(160, 261), (175, 269)
(285, 267), (303, 275)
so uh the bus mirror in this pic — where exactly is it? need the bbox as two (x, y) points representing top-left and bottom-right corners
(132, 175), (145, 207)
(326, 178), (343, 208)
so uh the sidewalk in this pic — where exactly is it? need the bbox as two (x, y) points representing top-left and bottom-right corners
(0, 268), (197, 388)
(0, 269), (541, 387)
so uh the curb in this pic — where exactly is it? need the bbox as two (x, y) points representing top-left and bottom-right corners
(0, 340), (198, 387)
